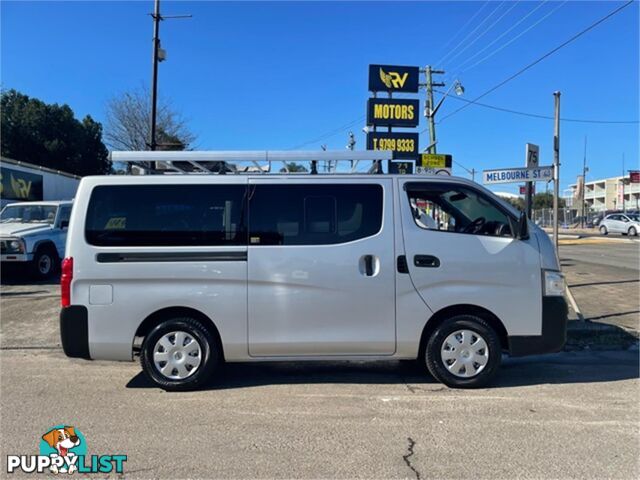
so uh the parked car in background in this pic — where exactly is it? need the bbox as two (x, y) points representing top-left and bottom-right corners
(0, 201), (72, 278)
(599, 213), (640, 236)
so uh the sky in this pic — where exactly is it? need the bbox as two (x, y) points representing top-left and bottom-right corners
(1, 0), (638, 195)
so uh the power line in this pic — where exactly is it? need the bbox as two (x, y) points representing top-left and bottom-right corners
(447, 0), (551, 75)
(437, 0), (635, 124)
(442, 0), (521, 69)
(435, 1), (491, 59)
(452, 1), (568, 76)
(435, 1), (507, 67)
(433, 90), (639, 124)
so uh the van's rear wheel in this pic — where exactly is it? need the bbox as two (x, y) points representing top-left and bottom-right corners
(141, 317), (219, 391)
(425, 315), (501, 388)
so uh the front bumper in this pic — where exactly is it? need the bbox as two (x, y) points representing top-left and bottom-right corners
(1, 253), (32, 262)
(60, 306), (91, 359)
(508, 296), (568, 357)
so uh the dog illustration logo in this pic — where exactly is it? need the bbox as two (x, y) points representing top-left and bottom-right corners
(40, 426), (86, 474)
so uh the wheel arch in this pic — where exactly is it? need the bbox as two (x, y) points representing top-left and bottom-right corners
(134, 306), (224, 360)
(32, 239), (58, 256)
(418, 304), (509, 358)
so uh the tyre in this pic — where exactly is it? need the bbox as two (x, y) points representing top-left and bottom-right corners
(31, 245), (58, 279)
(629, 226), (637, 236)
(600, 225), (608, 235)
(140, 317), (219, 391)
(425, 315), (501, 388)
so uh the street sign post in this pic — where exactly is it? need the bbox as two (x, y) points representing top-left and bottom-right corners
(483, 166), (553, 185)
(524, 143), (539, 218)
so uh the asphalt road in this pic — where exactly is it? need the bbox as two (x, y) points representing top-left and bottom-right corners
(0, 242), (639, 479)
(560, 241), (640, 271)
(0, 349), (638, 479)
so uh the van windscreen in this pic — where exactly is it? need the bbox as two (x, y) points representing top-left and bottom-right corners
(85, 184), (247, 246)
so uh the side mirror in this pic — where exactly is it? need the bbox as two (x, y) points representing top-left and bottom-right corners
(60, 220), (69, 230)
(517, 212), (529, 240)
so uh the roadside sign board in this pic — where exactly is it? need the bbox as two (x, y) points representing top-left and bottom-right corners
(0, 166), (44, 201)
(483, 166), (553, 185)
(630, 171), (640, 183)
(419, 153), (452, 175)
(526, 143), (539, 168)
(368, 64), (420, 93)
(367, 132), (419, 159)
(388, 161), (414, 174)
(367, 98), (420, 128)
(519, 184), (535, 195)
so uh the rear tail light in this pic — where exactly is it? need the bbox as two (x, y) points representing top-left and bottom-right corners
(61, 257), (73, 307)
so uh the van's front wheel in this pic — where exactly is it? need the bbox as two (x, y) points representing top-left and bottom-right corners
(141, 318), (219, 391)
(425, 315), (501, 388)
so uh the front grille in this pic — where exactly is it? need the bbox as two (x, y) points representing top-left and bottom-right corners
(0, 240), (7, 254)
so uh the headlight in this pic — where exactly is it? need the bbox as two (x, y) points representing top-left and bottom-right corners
(543, 270), (565, 297)
(3, 239), (25, 253)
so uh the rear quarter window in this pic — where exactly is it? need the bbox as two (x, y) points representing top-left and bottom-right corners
(85, 184), (247, 246)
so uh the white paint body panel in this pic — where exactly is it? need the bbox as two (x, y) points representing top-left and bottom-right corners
(247, 178), (396, 356)
(66, 174), (546, 363)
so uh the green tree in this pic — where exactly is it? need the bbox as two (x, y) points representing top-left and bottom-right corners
(532, 192), (565, 209)
(279, 162), (308, 173)
(1, 89), (110, 175)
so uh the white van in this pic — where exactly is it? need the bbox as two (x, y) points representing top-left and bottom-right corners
(60, 152), (567, 390)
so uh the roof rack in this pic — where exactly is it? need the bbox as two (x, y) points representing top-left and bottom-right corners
(110, 150), (395, 175)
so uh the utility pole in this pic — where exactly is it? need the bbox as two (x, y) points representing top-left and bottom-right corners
(553, 92), (561, 251)
(149, 0), (161, 151)
(581, 136), (587, 228)
(470, 168), (476, 182)
(424, 65), (445, 154)
(622, 153), (626, 213)
(148, 0), (191, 151)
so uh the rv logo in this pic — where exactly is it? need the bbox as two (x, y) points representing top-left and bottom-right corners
(6, 425), (127, 475)
(379, 68), (408, 89)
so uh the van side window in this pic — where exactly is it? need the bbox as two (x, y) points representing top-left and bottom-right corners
(85, 185), (247, 246)
(249, 184), (383, 245)
(406, 183), (514, 237)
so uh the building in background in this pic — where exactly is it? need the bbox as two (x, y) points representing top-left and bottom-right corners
(0, 157), (80, 208)
(569, 175), (640, 213)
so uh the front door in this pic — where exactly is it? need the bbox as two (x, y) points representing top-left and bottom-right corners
(247, 179), (396, 356)
(399, 179), (542, 337)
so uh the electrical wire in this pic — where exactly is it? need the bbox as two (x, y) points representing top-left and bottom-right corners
(436, 0), (635, 124)
(435, 1), (491, 58)
(433, 90), (639, 124)
(435, 1), (507, 67)
(442, 0), (521, 70)
(453, 1), (568, 76)
(447, 0), (550, 75)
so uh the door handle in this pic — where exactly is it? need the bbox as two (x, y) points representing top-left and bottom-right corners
(414, 255), (440, 268)
(359, 254), (377, 276)
(364, 255), (374, 276)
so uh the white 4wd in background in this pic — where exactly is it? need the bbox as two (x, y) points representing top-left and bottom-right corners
(0, 201), (72, 279)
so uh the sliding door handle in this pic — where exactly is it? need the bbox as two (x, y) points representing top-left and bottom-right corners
(414, 255), (440, 268)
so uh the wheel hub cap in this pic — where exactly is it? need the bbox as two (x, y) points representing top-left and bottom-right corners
(153, 331), (202, 380)
(440, 329), (489, 378)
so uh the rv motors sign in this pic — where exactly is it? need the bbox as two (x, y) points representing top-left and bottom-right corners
(368, 64), (420, 93)
(0, 167), (44, 201)
(367, 99), (419, 128)
(367, 132), (419, 160)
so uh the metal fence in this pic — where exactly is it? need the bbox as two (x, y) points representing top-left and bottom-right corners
(531, 208), (597, 228)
